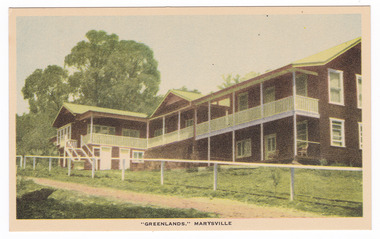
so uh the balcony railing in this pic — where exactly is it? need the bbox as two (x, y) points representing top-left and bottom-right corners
(148, 126), (195, 148)
(196, 95), (318, 136)
(82, 133), (148, 149)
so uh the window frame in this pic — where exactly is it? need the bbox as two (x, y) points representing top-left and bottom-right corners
(356, 74), (362, 109)
(296, 74), (308, 97)
(133, 150), (144, 159)
(122, 128), (140, 138)
(87, 124), (116, 135)
(330, 118), (345, 147)
(236, 138), (252, 158)
(264, 86), (275, 103)
(328, 68), (344, 106)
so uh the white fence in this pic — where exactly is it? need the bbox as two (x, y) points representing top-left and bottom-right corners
(17, 155), (362, 201)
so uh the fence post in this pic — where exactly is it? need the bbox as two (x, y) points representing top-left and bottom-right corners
(161, 161), (165, 185)
(68, 159), (71, 176)
(49, 157), (52, 172)
(24, 156), (27, 169)
(19, 156), (23, 168)
(92, 158), (95, 179)
(290, 168), (295, 201)
(33, 157), (36, 170)
(213, 163), (218, 191)
(122, 158), (125, 181)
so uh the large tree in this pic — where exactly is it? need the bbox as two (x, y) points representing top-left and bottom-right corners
(65, 30), (161, 114)
(22, 65), (70, 117)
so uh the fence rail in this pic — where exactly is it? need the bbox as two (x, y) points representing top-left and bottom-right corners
(17, 155), (362, 202)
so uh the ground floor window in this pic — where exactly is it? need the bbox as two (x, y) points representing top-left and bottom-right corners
(330, 118), (345, 147)
(236, 139), (251, 158)
(297, 120), (308, 149)
(133, 150), (144, 159)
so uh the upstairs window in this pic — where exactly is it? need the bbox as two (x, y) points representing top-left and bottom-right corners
(328, 69), (344, 105)
(330, 118), (345, 147)
(122, 128), (140, 138)
(238, 92), (249, 111)
(185, 119), (194, 127)
(264, 86), (275, 103)
(296, 74), (308, 96)
(356, 74), (362, 108)
(87, 124), (115, 135)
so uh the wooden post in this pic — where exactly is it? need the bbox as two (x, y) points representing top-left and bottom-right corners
(213, 163), (218, 191)
(232, 91), (236, 162)
(260, 83), (264, 161)
(49, 157), (52, 172)
(146, 121), (149, 148)
(68, 159), (71, 176)
(122, 158), (125, 181)
(293, 71), (297, 157)
(19, 156), (23, 168)
(161, 161), (165, 185)
(24, 156), (27, 169)
(290, 168), (295, 201)
(90, 114), (93, 143)
(92, 158), (95, 179)
(33, 157), (36, 170)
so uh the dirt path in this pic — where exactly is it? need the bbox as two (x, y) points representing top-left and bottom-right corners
(30, 177), (324, 218)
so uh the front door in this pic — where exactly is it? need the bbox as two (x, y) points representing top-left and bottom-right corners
(119, 148), (131, 170)
(99, 146), (112, 170)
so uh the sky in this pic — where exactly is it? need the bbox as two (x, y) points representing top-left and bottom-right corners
(16, 13), (361, 115)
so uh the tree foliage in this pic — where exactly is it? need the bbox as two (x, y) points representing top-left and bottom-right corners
(65, 30), (161, 114)
(217, 71), (261, 90)
(175, 86), (201, 94)
(18, 30), (163, 155)
(22, 65), (69, 117)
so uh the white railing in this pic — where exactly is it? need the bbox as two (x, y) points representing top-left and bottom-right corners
(235, 105), (262, 125)
(149, 135), (164, 148)
(196, 122), (209, 136)
(179, 126), (194, 141)
(85, 133), (148, 149)
(295, 95), (319, 114)
(165, 131), (179, 145)
(263, 96), (294, 117)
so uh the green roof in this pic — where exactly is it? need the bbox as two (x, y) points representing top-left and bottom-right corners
(170, 89), (203, 101)
(63, 102), (148, 118)
(292, 37), (361, 67)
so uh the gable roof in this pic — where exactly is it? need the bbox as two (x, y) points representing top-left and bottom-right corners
(292, 37), (361, 67)
(62, 102), (148, 118)
(149, 89), (203, 117)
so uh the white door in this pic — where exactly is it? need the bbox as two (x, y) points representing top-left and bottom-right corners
(264, 134), (277, 160)
(119, 148), (130, 170)
(100, 146), (112, 170)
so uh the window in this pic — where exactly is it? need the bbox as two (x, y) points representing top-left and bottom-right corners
(236, 139), (251, 158)
(185, 119), (194, 127)
(328, 69), (344, 105)
(297, 121), (308, 148)
(330, 118), (345, 147)
(133, 151), (144, 159)
(264, 86), (275, 103)
(87, 124), (116, 135)
(358, 122), (363, 149)
(238, 92), (249, 111)
(57, 124), (71, 145)
(154, 129), (162, 137)
(122, 128), (140, 138)
(356, 74), (362, 108)
(296, 74), (308, 96)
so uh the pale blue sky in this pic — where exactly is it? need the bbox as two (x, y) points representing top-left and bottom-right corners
(16, 14), (361, 115)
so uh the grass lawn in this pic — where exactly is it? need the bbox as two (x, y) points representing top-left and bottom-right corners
(16, 177), (217, 219)
(17, 163), (363, 217)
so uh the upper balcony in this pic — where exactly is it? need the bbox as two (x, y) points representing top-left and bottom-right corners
(196, 95), (319, 137)
(82, 133), (148, 149)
